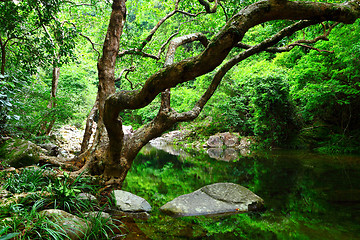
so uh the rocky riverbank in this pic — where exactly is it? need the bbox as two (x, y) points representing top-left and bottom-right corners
(150, 130), (255, 161)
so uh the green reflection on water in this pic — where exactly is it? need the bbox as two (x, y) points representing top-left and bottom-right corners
(122, 146), (360, 239)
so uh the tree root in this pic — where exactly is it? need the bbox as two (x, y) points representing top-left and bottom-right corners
(39, 154), (79, 171)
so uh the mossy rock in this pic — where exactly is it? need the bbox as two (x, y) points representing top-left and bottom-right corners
(0, 138), (41, 168)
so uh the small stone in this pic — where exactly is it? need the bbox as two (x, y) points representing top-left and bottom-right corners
(77, 193), (97, 203)
(84, 211), (112, 223)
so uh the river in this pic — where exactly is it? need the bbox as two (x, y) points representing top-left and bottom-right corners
(121, 145), (360, 239)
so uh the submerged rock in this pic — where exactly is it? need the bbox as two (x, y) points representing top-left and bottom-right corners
(113, 190), (152, 212)
(207, 148), (239, 161)
(160, 183), (264, 217)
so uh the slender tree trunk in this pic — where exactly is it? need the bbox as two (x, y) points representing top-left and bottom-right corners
(80, 98), (98, 153)
(0, 37), (6, 75)
(45, 66), (60, 135)
(39, 66), (59, 135)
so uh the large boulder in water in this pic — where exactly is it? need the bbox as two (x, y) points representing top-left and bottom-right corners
(160, 183), (264, 217)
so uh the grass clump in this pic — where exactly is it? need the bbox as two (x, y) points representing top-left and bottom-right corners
(0, 166), (125, 239)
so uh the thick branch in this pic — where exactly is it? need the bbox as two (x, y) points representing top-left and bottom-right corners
(198, 0), (219, 13)
(164, 32), (209, 66)
(121, 33), (209, 159)
(80, 98), (98, 153)
(237, 22), (339, 53)
(170, 20), (319, 122)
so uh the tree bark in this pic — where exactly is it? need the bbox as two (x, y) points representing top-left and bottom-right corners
(38, 65), (59, 135)
(72, 0), (126, 184)
(0, 37), (6, 75)
(45, 66), (60, 135)
(80, 98), (98, 153)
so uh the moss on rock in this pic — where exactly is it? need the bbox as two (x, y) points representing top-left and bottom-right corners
(0, 138), (41, 168)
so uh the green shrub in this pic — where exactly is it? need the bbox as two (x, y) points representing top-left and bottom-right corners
(218, 61), (294, 146)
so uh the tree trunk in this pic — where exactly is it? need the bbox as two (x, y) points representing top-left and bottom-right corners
(38, 66), (59, 135)
(45, 66), (60, 135)
(80, 98), (98, 153)
(0, 37), (6, 75)
(72, 0), (126, 185)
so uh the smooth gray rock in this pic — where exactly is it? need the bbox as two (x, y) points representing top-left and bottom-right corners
(113, 190), (152, 212)
(77, 193), (97, 203)
(160, 183), (264, 217)
(84, 211), (112, 223)
(40, 209), (90, 240)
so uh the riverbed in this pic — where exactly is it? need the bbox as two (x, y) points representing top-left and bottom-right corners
(121, 145), (360, 239)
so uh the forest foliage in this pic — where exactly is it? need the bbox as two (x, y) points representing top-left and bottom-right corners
(1, 0), (360, 153)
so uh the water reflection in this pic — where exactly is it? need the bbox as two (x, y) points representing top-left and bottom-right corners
(122, 145), (360, 239)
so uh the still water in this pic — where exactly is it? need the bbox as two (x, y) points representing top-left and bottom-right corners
(122, 145), (360, 239)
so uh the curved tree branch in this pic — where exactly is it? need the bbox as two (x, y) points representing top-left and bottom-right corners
(198, 0), (219, 13)
(106, 0), (360, 114)
(100, 0), (360, 185)
(119, 33), (209, 163)
(236, 22), (339, 53)
(170, 20), (319, 122)
(118, 0), (207, 60)
(118, 20), (317, 161)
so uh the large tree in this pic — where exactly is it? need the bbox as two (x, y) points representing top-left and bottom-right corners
(54, 0), (360, 187)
